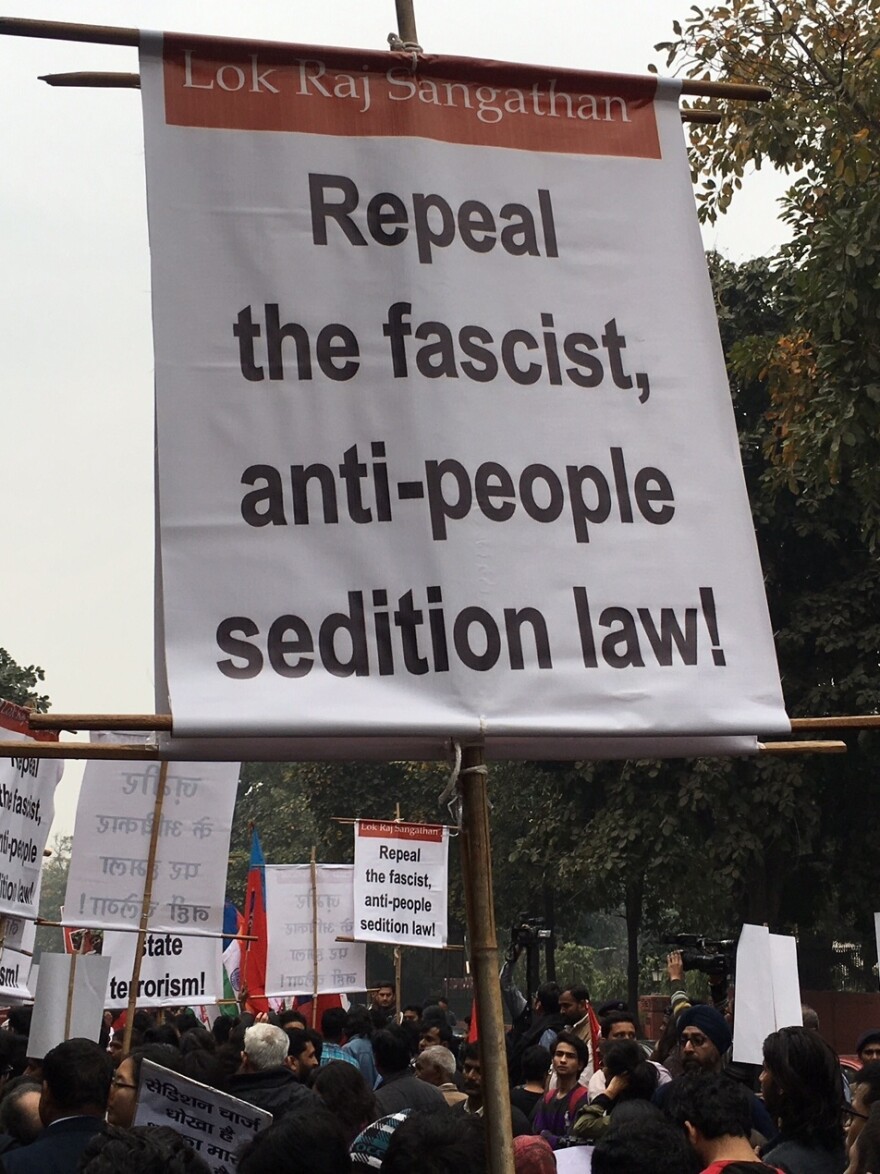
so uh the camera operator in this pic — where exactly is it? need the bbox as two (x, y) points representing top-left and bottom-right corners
(501, 927), (565, 1085)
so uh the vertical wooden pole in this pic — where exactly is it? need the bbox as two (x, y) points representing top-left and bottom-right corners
(395, 0), (419, 45)
(310, 846), (319, 1028)
(123, 761), (169, 1053)
(458, 745), (513, 1174)
(394, 945), (403, 1021)
(64, 952), (78, 1039)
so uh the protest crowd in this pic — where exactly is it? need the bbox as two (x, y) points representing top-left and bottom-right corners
(0, 950), (878, 1174)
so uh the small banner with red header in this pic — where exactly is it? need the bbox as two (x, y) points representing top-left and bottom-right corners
(353, 821), (448, 948)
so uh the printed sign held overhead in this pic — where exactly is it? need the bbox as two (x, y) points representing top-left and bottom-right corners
(353, 821), (448, 948)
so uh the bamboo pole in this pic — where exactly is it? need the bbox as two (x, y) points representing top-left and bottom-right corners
(759, 740), (847, 755)
(458, 745), (514, 1174)
(790, 715), (880, 730)
(310, 846), (319, 1028)
(64, 952), (78, 1040)
(0, 16), (770, 103)
(34, 918), (256, 941)
(0, 741), (159, 760)
(40, 70), (139, 87)
(28, 714), (171, 731)
(122, 761), (168, 1054)
(394, 0), (419, 46)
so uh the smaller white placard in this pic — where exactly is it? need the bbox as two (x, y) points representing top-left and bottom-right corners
(135, 1060), (272, 1172)
(103, 928), (224, 1008)
(769, 932), (803, 1031)
(732, 924), (802, 1065)
(555, 1146), (593, 1174)
(28, 952), (110, 1059)
(353, 821), (448, 949)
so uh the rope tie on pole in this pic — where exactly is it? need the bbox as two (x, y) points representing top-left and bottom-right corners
(440, 740), (489, 828)
(386, 32), (422, 72)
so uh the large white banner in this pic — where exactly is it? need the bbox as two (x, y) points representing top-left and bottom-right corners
(140, 37), (788, 748)
(64, 734), (239, 932)
(264, 863), (365, 998)
(0, 894), (37, 1002)
(353, 821), (448, 948)
(0, 700), (63, 918)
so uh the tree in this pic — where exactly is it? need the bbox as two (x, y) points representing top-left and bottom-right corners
(0, 647), (50, 711)
(36, 834), (71, 956)
(656, 0), (880, 547)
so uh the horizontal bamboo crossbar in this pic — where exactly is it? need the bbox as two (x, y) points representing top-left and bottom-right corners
(758, 740), (847, 755)
(41, 69), (139, 86)
(790, 715), (880, 730)
(29, 713), (172, 730)
(2, 17), (770, 102)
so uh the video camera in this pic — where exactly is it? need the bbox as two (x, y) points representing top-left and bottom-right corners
(511, 914), (553, 952)
(665, 933), (735, 977)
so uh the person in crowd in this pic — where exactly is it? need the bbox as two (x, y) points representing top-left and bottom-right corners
(318, 1008), (359, 1068)
(237, 1104), (352, 1174)
(506, 957), (567, 1084)
(589, 1010), (671, 1100)
(312, 1060), (378, 1147)
(78, 1125), (211, 1173)
(228, 1023), (316, 1119)
(855, 1031), (880, 1069)
(372, 1027), (446, 1114)
(212, 1014), (234, 1046)
(418, 1018), (456, 1055)
(557, 984), (594, 1082)
(287, 1028), (321, 1083)
(591, 1102), (701, 1174)
(509, 1045), (552, 1119)
(369, 982), (397, 1029)
(0, 1038), (111, 1174)
(0, 1035), (27, 1093)
(343, 1007), (378, 1090)
(382, 1105), (485, 1174)
(571, 1039), (658, 1142)
(531, 1031), (590, 1147)
(0, 1080), (41, 1155)
(801, 1006), (821, 1033)
(512, 1133), (556, 1174)
(425, 994), (458, 1030)
(401, 1005), (423, 1024)
(278, 1010), (308, 1031)
(414, 1044), (467, 1107)
(759, 1025), (846, 1174)
(106, 1043), (185, 1129)
(847, 1102), (880, 1174)
(350, 1110), (411, 1169)
(453, 1042), (532, 1135)
(669, 1073), (780, 1172)
(654, 1004), (777, 1142)
(846, 1062), (880, 1164)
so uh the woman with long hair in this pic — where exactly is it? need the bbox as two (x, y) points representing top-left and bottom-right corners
(760, 1026), (846, 1174)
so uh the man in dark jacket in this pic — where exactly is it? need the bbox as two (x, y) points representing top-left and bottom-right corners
(227, 1023), (315, 1120)
(373, 1028), (446, 1115)
(0, 1038), (110, 1174)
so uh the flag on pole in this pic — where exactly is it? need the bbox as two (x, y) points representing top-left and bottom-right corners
(241, 830), (269, 1013)
(221, 900), (245, 1017)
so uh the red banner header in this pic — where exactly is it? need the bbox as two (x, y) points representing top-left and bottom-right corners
(162, 35), (661, 159)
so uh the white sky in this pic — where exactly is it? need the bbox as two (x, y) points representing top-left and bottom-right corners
(0, 0), (792, 839)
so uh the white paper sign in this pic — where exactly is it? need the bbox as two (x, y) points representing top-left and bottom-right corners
(139, 38), (788, 750)
(64, 734), (239, 932)
(135, 1059), (271, 1171)
(0, 700), (63, 917)
(28, 952), (111, 1059)
(353, 821), (448, 948)
(264, 864), (365, 998)
(732, 924), (802, 1065)
(103, 928), (225, 1009)
(556, 1147), (593, 1174)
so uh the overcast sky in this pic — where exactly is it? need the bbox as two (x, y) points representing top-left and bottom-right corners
(0, 0), (792, 839)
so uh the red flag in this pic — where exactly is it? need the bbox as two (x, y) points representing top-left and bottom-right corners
(468, 997), (478, 1042)
(241, 829), (269, 1014)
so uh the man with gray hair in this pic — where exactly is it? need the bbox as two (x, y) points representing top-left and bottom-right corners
(228, 1023), (316, 1120)
(415, 1045), (467, 1107)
